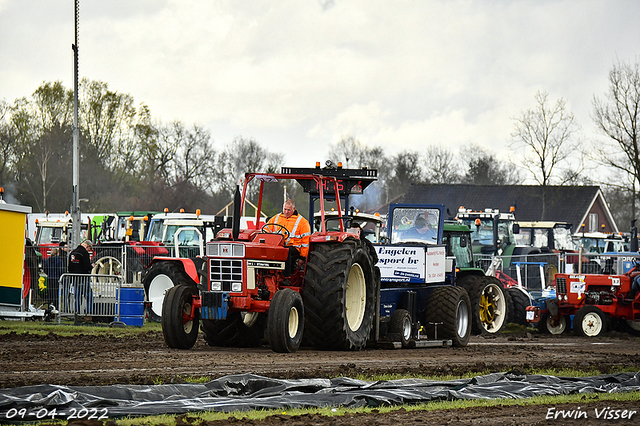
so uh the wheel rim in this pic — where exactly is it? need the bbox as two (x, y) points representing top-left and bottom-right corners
(287, 306), (300, 338)
(92, 256), (123, 276)
(345, 262), (366, 332)
(581, 312), (603, 336)
(401, 315), (412, 341)
(149, 274), (174, 317)
(182, 300), (193, 333)
(627, 320), (640, 332)
(456, 299), (470, 338)
(546, 315), (566, 335)
(91, 257), (122, 298)
(479, 283), (507, 333)
(243, 311), (259, 327)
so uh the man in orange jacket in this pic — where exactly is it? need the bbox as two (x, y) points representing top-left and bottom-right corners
(266, 199), (310, 274)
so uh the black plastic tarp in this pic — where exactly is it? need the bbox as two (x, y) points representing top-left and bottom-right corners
(0, 372), (639, 420)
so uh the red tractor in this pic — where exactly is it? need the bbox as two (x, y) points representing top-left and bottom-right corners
(526, 254), (640, 336)
(148, 165), (380, 352)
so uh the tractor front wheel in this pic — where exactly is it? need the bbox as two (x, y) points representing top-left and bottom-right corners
(267, 289), (304, 353)
(574, 306), (607, 337)
(162, 285), (199, 349)
(540, 313), (568, 335)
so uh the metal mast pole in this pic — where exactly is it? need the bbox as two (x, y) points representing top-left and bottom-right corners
(71, 0), (81, 249)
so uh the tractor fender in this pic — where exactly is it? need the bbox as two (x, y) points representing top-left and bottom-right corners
(512, 246), (542, 256)
(146, 257), (200, 284)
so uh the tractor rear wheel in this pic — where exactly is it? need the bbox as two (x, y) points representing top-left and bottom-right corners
(387, 309), (412, 347)
(143, 262), (191, 322)
(574, 306), (608, 337)
(303, 239), (377, 351)
(424, 286), (471, 347)
(459, 275), (508, 335)
(92, 256), (122, 276)
(506, 287), (531, 325)
(201, 312), (266, 347)
(162, 285), (199, 349)
(267, 289), (304, 353)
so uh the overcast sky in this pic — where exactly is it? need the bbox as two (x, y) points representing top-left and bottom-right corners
(1, 1), (639, 177)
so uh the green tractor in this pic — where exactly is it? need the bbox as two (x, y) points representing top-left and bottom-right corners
(442, 220), (529, 333)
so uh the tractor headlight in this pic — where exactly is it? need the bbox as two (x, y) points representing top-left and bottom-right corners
(231, 282), (242, 292)
(211, 281), (222, 291)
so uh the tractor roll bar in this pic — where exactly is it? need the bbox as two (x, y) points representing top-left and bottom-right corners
(241, 173), (344, 235)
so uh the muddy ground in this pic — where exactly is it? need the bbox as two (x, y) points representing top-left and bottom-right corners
(2, 329), (640, 425)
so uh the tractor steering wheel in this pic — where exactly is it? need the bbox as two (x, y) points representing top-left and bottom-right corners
(261, 223), (291, 240)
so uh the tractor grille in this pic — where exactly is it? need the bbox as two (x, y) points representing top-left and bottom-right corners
(556, 277), (567, 294)
(209, 259), (243, 292)
(207, 242), (245, 257)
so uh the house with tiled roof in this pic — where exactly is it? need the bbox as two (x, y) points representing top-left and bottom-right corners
(401, 184), (619, 235)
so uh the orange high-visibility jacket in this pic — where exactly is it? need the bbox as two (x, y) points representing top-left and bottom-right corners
(267, 212), (311, 257)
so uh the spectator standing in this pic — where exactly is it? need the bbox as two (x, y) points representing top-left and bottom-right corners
(43, 248), (65, 308)
(68, 240), (94, 315)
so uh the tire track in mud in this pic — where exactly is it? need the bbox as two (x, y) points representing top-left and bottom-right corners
(2, 331), (640, 388)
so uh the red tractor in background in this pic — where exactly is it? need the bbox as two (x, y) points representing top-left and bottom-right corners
(149, 165), (381, 352)
(526, 254), (640, 336)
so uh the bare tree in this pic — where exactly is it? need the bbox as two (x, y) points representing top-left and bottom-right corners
(327, 134), (390, 208)
(423, 145), (461, 184)
(9, 82), (74, 211)
(510, 90), (581, 185)
(386, 150), (424, 199)
(592, 58), (640, 220)
(327, 134), (362, 168)
(510, 90), (581, 218)
(172, 123), (216, 192)
(216, 136), (283, 197)
(0, 100), (16, 187)
(461, 144), (521, 185)
(80, 79), (138, 171)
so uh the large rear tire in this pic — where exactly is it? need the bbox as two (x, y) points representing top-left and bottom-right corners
(574, 305), (608, 337)
(506, 287), (531, 325)
(303, 239), (377, 350)
(162, 285), (199, 349)
(459, 275), (508, 334)
(143, 262), (192, 322)
(201, 312), (266, 347)
(267, 289), (304, 353)
(424, 286), (471, 347)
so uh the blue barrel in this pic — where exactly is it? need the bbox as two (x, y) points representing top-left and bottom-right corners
(117, 287), (145, 326)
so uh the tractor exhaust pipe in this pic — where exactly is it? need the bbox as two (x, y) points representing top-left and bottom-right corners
(232, 185), (241, 240)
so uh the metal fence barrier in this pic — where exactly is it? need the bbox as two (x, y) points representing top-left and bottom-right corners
(475, 252), (561, 290)
(57, 273), (124, 321)
(26, 242), (199, 315)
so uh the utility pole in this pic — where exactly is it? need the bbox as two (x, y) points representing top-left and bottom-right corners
(70, 0), (81, 250)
